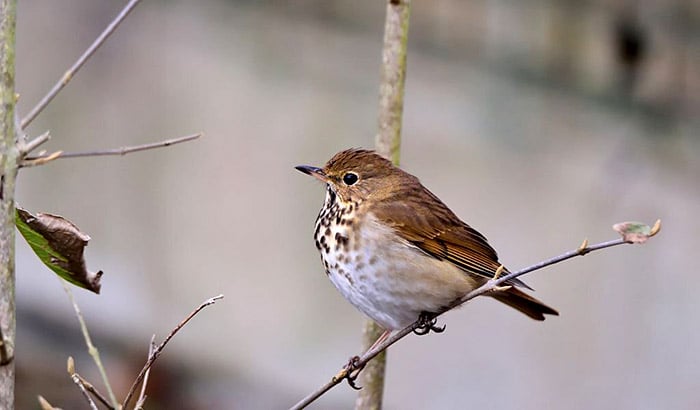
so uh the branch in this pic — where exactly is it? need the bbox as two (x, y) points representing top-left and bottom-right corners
(0, 1), (19, 408)
(134, 335), (156, 410)
(21, 130), (50, 155)
(73, 374), (114, 410)
(121, 294), (224, 409)
(63, 283), (119, 408)
(375, 0), (410, 165)
(20, 132), (202, 167)
(358, 0), (412, 407)
(290, 221), (661, 409)
(37, 395), (59, 410)
(67, 357), (99, 410)
(20, 0), (143, 129)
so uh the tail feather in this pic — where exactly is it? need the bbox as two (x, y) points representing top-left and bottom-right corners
(490, 287), (558, 321)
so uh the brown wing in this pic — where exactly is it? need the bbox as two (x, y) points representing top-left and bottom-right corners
(372, 183), (531, 288)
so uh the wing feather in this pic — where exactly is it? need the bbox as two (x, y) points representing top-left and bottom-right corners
(372, 184), (531, 289)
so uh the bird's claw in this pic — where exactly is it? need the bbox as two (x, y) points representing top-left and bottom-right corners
(337, 355), (364, 390)
(413, 312), (446, 336)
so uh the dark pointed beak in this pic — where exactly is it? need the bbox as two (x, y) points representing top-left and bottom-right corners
(295, 165), (327, 182)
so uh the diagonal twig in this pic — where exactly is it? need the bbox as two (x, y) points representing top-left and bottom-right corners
(134, 335), (157, 410)
(20, 0), (143, 129)
(37, 395), (59, 410)
(21, 131), (51, 156)
(122, 294), (224, 409)
(63, 282), (119, 408)
(75, 373), (114, 410)
(67, 357), (99, 410)
(20, 133), (202, 167)
(289, 223), (661, 410)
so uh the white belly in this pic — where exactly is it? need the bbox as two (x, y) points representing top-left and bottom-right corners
(319, 212), (480, 330)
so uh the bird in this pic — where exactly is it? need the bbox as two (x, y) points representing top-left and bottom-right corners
(295, 148), (557, 342)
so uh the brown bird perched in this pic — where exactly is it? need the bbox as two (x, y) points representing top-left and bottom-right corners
(296, 149), (557, 342)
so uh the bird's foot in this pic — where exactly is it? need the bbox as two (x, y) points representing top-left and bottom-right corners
(413, 311), (446, 336)
(338, 355), (364, 390)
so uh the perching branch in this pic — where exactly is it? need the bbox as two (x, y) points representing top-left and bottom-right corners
(20, 132), (202, 167)
(20, 0), (143, 129)
(121, 294), (224, 409)
(289, 220), (661, 410)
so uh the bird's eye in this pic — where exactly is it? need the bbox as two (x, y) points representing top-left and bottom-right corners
(342, 172), (359, 186)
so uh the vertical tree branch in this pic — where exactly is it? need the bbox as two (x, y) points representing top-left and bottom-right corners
(375, 0), (410, 166)
(357, 1), (411, 409)
(0, 0), (17, 407)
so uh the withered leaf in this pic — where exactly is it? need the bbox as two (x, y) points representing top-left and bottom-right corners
(612, 220), (661, 244)
(15, 206), (102, 293)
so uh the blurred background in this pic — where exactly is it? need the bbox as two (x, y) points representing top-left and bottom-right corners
(12, 0), (699, 408)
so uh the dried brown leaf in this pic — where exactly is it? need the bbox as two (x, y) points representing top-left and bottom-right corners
(16, 207), (102, 293)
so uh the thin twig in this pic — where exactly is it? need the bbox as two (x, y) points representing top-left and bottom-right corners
(22, 133), (202, 165)
(134, 335), (157, 410)
(37, 395), (58, 410)
(122, 294), (224, 409)
(75, 374), (114, 410)
(21, 130), (51, 155)
(289, 235), (643, 409)
(20, 0), (143, 129)
(62, 283), (119, 408)
(68, 358), (99, 410)
(71, 374), (98, 410)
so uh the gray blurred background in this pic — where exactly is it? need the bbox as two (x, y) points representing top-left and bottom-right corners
(13, 0), (699, 409)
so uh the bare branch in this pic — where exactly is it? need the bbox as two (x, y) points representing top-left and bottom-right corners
(21, 130), (51, 155)
(67, 357), (99, 410)
(74, 374), (114, 410)
(20, 0), (143, 129)
(21, 133), (201, 167)
(134, 335), (156, 410)
(19, 150), (62, 168)
(360, 0), (413, 406)
(37, 395), (59, 410)
(122, 294), (224, 409)
(62, 283), (119, 408)
(290, 229), (658, 409)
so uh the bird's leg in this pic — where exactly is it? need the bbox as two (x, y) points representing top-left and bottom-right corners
(413, 311), (446, 335)
(339, 329), (392, 390)
(367, 329), (391, 353)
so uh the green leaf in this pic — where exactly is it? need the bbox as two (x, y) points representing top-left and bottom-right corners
(15, 206), (102, 293)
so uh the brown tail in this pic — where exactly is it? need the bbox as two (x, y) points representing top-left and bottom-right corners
(490, 287), (558, 321)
